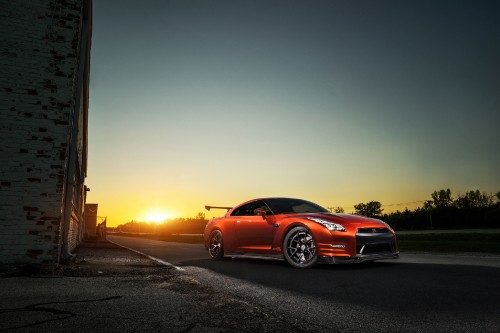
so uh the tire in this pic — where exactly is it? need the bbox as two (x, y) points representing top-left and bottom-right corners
(283, 226), (318, 268)
(208, 230), (224, 260)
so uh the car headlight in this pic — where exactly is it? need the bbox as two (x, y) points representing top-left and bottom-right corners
(306, 217), (345, 231)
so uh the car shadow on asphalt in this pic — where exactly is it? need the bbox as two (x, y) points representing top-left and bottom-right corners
(181, 255), (500, 317)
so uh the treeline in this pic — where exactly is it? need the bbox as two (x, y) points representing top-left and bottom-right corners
(357, 189), (500, 230)
(111, 189), (500, 234)
(110, 212), (208, 235)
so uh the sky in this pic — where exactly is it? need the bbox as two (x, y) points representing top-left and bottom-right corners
(86, 0), (500, 226)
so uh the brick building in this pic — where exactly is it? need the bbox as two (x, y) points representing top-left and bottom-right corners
(0, 0), (92, 267)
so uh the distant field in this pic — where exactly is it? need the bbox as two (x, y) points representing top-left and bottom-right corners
(397, 233), (500, 254)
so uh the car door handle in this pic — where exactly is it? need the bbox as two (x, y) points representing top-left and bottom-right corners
(236, 220), (241, 223)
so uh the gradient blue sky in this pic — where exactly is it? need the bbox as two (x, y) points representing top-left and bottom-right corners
(87, 0), (500, 226)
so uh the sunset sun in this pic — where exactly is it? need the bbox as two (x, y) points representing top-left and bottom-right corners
(143, 210), (175, 223)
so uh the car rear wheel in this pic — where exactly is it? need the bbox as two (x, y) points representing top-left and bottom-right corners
(283, 226), (318, 268)
(208, 230), (224, 260)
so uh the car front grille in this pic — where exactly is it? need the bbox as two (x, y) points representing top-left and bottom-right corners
(357, 228), (390, 233)
(355, 228), (396, 255)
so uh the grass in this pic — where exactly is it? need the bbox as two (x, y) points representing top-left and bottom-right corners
(397, 233), (500, 254)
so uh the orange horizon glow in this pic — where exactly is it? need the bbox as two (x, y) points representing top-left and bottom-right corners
(141, 209), (177, 224)
(92, 195), (434, 228)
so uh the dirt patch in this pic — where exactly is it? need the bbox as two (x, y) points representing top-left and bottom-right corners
(56, 240), (175, 277)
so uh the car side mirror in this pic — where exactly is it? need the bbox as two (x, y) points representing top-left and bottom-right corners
(254, 208), (267, 219)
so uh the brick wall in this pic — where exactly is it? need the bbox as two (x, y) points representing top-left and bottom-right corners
(0, 0), (90, 266)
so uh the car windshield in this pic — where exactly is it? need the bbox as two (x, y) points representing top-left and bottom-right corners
(264, 198), (329, 214)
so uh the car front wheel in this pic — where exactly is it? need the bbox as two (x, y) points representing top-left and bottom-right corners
(208, 230), (224, 260)
(283, 226), (318, 268)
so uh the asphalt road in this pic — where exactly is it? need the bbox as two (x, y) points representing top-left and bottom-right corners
(108, 235), (500, 332)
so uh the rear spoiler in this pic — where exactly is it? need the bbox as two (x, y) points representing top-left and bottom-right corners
(205, 205), (232, 211)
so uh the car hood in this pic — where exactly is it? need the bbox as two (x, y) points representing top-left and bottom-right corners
(281, 212), (387, 227)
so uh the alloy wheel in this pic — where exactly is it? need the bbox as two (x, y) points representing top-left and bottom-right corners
(284, 227), (317, 268)
(209, 230), (224, 259)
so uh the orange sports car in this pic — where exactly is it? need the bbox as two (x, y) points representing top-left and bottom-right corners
(204, 197), (399, 268)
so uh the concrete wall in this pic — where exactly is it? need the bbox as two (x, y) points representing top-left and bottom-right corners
(0, 0), (91, 266)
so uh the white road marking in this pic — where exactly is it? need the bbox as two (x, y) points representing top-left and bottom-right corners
(108, 239), (185, 271)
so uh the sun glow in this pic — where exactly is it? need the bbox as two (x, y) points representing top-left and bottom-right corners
(143, 210), (175, 223)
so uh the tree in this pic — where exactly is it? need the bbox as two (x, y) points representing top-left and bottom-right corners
(423, 200), (434, 210)
(431, 189), (453, 208)
(333, 206), (345, 213)
(195, 212), (206, 221)
(327, 206), (345, 213)
(354, 201), (383, 218)
(454, 190), (493, 209)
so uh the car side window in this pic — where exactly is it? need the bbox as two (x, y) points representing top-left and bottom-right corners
(231, 203), (252, 216)
(231, 200), (272, 216)
(254, 201), (273, 215)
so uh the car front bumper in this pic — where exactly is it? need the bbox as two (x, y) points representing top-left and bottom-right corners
(318, 251), (400, 264)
